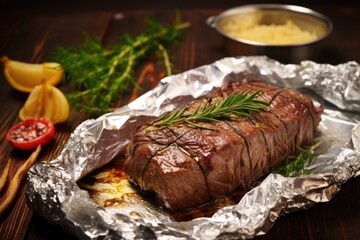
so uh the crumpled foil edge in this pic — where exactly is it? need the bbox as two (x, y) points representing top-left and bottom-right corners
(26, 56), (360, 239)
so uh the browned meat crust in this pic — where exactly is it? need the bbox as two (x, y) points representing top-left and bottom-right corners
(125, 77), (323, 210)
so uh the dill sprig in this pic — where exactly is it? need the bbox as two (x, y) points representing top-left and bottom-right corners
(272, 142), (320, 177)
(152, 90), (269, 128)
(51, 18), (190, 115)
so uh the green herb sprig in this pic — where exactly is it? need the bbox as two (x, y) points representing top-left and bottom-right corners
(152, 90), (269, 128)
(272, 142), (320, 177)
(51, 18), (189, 115)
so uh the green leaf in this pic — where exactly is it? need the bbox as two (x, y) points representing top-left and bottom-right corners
(272, 142), (320, 177)
(51, 18), (190, 115)
(152, 90), (269, 128)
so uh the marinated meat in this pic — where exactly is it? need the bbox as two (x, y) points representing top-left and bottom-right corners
(125, 77), (323, 210)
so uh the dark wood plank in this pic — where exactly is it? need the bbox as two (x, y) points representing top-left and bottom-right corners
(25, 213), (77, 240)
(257, 177), (360, 240)
(0, 2), (359, 240)
(0, 11), (113, 240)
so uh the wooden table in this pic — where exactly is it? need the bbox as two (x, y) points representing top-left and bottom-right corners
(1, 1), (359, 239)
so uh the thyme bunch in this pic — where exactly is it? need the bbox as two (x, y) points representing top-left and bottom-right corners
(51, 18), (190, 115)
(273, 142), (320, 177)
(152, 90), (269, 128)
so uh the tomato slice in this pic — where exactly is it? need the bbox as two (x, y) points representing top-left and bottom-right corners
(6, 118), (55, 151)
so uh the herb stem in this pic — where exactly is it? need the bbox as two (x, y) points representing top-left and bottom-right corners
(152, 90), (269, 128)
(273, 142), (320, 177)
(157, 43), (172, 75)
(52, 19), (190, 115)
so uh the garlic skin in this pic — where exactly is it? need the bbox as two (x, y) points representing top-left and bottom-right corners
(19, 81), (69, 124)
(1, 56), (63, 92)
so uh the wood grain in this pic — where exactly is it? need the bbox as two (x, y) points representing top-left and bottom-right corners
(0, 2), (359, 240)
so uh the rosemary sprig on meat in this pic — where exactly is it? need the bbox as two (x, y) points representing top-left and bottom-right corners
(51, 18), (189, 115)
(272, 142), (320, 177)
(152, 90), (269, 128)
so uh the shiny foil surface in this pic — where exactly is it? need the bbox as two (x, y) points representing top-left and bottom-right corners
(26, 56), (360, 239)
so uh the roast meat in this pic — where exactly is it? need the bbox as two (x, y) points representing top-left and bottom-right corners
(125, 77), (323, 210)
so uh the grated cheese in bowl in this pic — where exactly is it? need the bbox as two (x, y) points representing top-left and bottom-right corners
(220, 13), (319, 45)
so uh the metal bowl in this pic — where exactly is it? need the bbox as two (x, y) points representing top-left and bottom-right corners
(207, 4), (332, 63)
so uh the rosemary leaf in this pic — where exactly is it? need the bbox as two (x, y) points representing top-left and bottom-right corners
(152, 90), (269, 128)
(51, 18), (190, 115)
(272, 142), (320, 177)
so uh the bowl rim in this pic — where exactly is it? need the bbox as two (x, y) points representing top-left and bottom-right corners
(207, 3), (333, 47)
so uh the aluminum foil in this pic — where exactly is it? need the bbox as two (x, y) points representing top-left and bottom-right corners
(26, 56), (360, 239)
